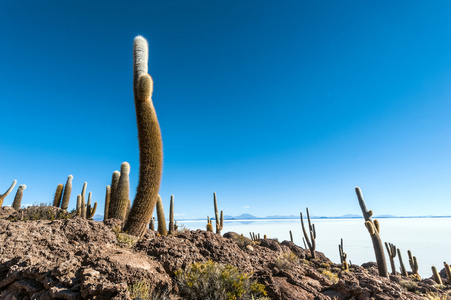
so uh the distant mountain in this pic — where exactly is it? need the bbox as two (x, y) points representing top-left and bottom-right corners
(265, 215), (298, 219)
(93, 214), (103, 221)
(224, 214), (259, 220)
(374, 214), (397, 218)
(340, 214), (362, 218)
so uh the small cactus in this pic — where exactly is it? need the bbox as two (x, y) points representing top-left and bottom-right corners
(0, 180), (17, 206)
(206, 216), (213, 232)
(339, 238), (349, 271)
(385, 242), (397, 275)
(149, 217), (155, 231)
(109, 162), (130, 221)
(123, 36), (163, 237)
(104, 185), (111, 220)
(76, 195), (82, 217)
(397, 248), (408, 276)
(355, 187), (388, 278)
(444, 262), (451, 284)
(289, 230), (293, 243)
(53, 184), (64, 207)
(61, 175), (73, 211)
(12, 184), (26, 210)
(86, 192), (97, 219)
(80, 182), (87, 218)
(169, 195), (175, 234)
(408, 250), (420, 279)
(432, 266), (443, 285)
(156, 195), (167, 236)
(300, 207), (316, 259)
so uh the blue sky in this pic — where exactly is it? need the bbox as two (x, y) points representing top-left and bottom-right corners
(1, 1), (451, 218)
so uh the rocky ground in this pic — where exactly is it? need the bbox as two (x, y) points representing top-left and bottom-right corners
(0, 206), (449, 299)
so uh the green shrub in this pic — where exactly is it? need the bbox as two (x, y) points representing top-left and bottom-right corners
(321, 269), (339, 284)
(128, 281), (173, 300)
(8, 204), (76, 221)
(175, 260), (267, 300)
(399, 280), (417, 292)
(112, 225), (138, 247)
(275, 251), (299, 270)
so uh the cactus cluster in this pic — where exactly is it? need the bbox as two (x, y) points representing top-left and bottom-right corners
(206, 216), (213, 232)
(408, 250), (420, 279)
(300, 207), (316, 259)
(339, 238), (349, 271)
(385, 242), (397, 275)
(213, 193), (224, 235)
(75, 182), (97, 219)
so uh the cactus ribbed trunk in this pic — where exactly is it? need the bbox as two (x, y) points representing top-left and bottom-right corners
(104, 185), (111, 220)
(61, 175), (73, 211)
(109, 162), (130, 221)
(397, 248), (408, 276)
(156, 196), (167, 236)
(123, 36), (163, 237)
(53, 184), (64, 207)
(0, 180), (17, 207)
(108, 171), (120, 217)
(12, 185), (26, 210)
(355, 187), (388, 278)
(169, 195), (174, 234)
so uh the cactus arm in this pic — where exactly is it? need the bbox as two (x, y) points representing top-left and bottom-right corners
(123, 36), (163, 237)
(169, 195), (174, 234)
(12, 185), (26, 210)
(355, 187), (388, 278)
(0, 180), (17, 206)
(213, 192), (220, 234)
(61, 175), (73, 211)
(53, 184), (64, 207)
(220, 210), (224, 231)
(80, 191), (86, 218)
(87, 201), (97, 219)
(156, 195), (167, 236)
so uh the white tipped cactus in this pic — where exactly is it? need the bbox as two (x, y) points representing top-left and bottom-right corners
(12, 184), (26, 210)
(0, 180), (17, 206)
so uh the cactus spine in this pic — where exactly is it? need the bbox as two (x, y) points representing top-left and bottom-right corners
(385, 242), (397, 275)
(397, 248), (408, 276)
(432, 266), (443, 285)
(0, 180), (17, 206)
(86, 192), (97, 219)
(61, 175), (73, 211)
(104, 185), (111, 220)
(156, 195), (167, 236)
(444, 262), (451, 284)
(168, 195), (175, 234)
(300, 207), (316, 259)
(109, 162), (130, 221)
(53, 184), (64, 207)
(12, 184), (26, 210)
(123, 36), (163, 237)
(408, 250), (420, 279)
(355, 187), (388, 278)
(339, 238), (349, 271)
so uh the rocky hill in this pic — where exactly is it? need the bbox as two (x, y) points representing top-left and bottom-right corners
(0, 206), (449, 299)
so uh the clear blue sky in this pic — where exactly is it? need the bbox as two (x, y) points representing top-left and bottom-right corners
(1, 1), (451, 218)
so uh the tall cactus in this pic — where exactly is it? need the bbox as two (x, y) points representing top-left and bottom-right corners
(61, 175), (73, 211)
(339, 238), (349, 271)
(355, 187), (388, 278)
(397, 248), (408, 276)
(123, 36), (163, 237)
(213, 192), (224, 234)
(432, 266), (443, 285)
(12, 185), (26, 210)
(385, 242), (397, 275)
(104, 185), (111, 220)
(108, 170), (120, 216)
(408, 250), (420, 279)
(0, 180), (17, 206)
(53, 184), (64, 207)
(156, 195), (167, 236)
(86, 192), (97, 219)
(168, 195), (175, 234)
(80, 182), (87, 218)
(109, 162), (130, 221)
(300, 207), (316, 259)
(76, 195), (82, 217)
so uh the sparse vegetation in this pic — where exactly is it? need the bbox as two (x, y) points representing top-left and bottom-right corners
(399, 279), (418, 292)
(8, 204), (76, 221)
(175, 260), (267, 300)
(321, 269), (339, 284)
(112, 225), (138, 247)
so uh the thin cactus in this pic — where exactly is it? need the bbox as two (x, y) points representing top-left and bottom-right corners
(355, 187), (388, 278)
(76, 194), (82, 217)
(174, 220), (178, 232)
(397, 248), (408, 276)
(53, 184), (64, 207)
(156, 195), (167, 236)
(123, 36), (163, 237)
(0, 180), (17, 206)
(169, 195), (174, 234)
(61, 175), (73, 211)
(109, 162), (130, 221)
(300, 207), (316, 259)
(432, 266), (443, 285)
(80, 182), (87, 218)
(86, 192), (97, 219)
(12, 184), (26, 210)
(108, 171), (120, 217)
(444, 262), (451, 285)
(206, 216), (213, 232)
(104, 185), (111, 221)
(289, 230), (293, 243)
(339, 238), (349, 271)
(213, 192), (224, 235)
(149, 217), (156, 231)
(385, 242), (397, 275)
(408, 250), (420, 279)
